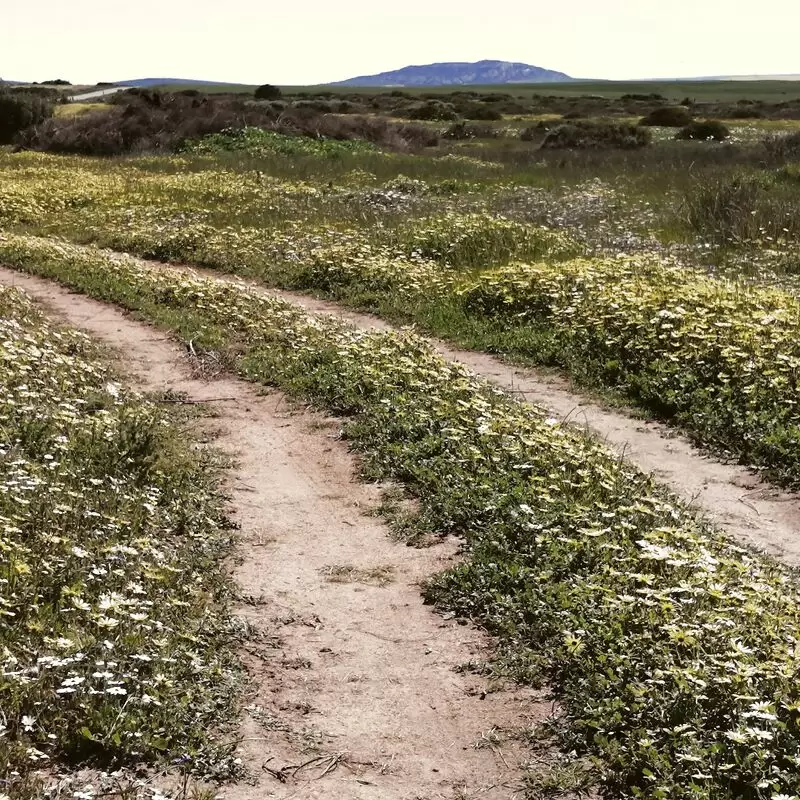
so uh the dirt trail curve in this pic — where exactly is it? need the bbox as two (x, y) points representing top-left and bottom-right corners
(0, 268), (545, 800)
(196, 271), (800, 566)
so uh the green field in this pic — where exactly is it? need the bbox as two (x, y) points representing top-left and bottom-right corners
(286, 78), (800, 102)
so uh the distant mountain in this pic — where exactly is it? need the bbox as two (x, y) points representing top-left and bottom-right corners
(332, 60), (572, 87)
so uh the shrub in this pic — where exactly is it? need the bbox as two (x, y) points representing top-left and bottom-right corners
(0, 92), (54, 144)
(293, 99), (336, 113)
(20, 91), (438, 155)
(639, 106), (693, 127)
(407, 101), (458, 121)
(763, 130), (800, 162)
(442, 121), (499, 140)
(541, 120), (651, 150)
(519, 122), (553, 142)
(335, 100), (363, 114)
(727, 107), (765, 119)
(254, 83), (282, 101)
(621, 92), (667, 101)
(461, 103), (503, 121)
(10, 85), (61, 101)
(675, 120), (730, 141)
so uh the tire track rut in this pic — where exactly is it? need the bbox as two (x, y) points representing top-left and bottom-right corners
(193, 269), (800, 567)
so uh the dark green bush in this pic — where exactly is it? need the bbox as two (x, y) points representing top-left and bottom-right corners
(675, 120), (730, 141)
(728, 107), (765, 119)
(541, 120), (651, 150)
(407, 101), (458, 122)
(639, 106), (693, 127)
(0, 92), (54, 144)
(461, 103), (502, 121)
(621, 92), (667, 101)
(254, 83), (282, 101)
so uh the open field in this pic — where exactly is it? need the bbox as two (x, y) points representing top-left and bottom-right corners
(5, 86), (800, 799)
(54, 102), (109, 117)
(138, 82), (258, 95)
(292, 79), (800, 102)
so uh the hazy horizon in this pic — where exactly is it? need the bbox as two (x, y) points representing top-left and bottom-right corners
(3, 0), (799, 86)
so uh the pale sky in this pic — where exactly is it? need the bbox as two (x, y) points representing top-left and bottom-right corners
(3, 1), (798, 86)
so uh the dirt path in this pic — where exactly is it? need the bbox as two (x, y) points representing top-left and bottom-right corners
(139, 258), (800, 567)
(0, 268), (545, 800)
(202, 274), (800, 567)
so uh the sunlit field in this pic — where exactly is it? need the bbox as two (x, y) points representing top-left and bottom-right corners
(4, 83), (800, 798)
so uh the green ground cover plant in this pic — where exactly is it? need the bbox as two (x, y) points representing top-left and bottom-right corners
(0, 284), (240, 795)
(3, 235), (800, 798)
(458, 256), (800, 484)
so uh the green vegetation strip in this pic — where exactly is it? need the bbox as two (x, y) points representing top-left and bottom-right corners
(0, 282), (239, 788)
(4, 235), (800, 799)
(39, 191), (800, 486)
(461, 257), (800, 486)
(2, 155), (798, 485)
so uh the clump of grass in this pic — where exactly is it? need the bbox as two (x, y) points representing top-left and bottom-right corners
(763, 130), (800, 162)
(390, 212), (579, 269)
(319, 564), (395, 586)
(683, 171), (800, 244)
(180, 127), (376, 159)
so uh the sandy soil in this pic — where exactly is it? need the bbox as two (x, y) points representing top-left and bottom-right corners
(0, 268), (547, 800)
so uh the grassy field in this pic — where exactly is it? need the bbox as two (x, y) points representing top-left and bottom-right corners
(144, 81), (258, 94)
(54, 102), (109, 117)
(3, 118), (800, 483)
(6, 234), (800, 798)
(5, 85), (800, 798)
(290, 79), (800, 102)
